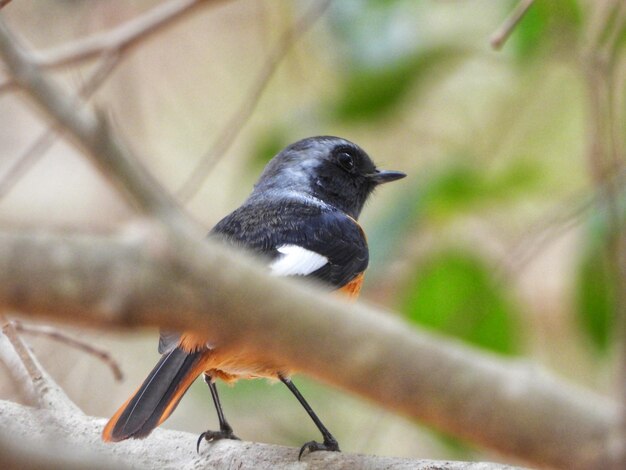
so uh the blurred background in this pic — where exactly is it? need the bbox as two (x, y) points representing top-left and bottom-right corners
(0, 0), (617, 465)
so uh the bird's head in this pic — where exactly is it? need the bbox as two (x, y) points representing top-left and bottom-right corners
(251, 136), (406, 218)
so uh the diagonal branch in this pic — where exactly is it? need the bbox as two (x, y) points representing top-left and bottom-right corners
(13, 321), (123, 381)
(0, 228), (619, 470)
(0, 315), (79, 413)
(33, 0), (223, 69)
(490, 0), (535, 50)
(0, 18), (187, 223)
(0, 52), (121, 201)
(0, 0), (225, 94)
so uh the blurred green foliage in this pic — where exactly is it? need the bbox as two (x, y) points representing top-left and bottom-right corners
(401, 250), (520, 355)
(420, 159), (541, 220)
(511, 0), (582, 60)
(575, 241), (615, 354)
(331, 47), (463, 122)
(574, 204), (625, 355)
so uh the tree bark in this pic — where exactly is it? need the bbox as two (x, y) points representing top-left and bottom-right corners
(0, 399), (524, 470)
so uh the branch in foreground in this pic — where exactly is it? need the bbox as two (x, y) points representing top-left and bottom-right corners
(0, 228), (619, 470)
(0, 400), (522, 470)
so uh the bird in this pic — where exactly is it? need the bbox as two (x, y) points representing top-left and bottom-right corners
(102, 135), (406, 458)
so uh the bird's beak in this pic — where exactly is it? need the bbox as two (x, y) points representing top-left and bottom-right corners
(368, 169), (407, 185)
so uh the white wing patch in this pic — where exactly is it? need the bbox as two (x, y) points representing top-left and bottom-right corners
(270, 244), (328, 277)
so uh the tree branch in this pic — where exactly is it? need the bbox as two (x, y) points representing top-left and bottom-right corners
(490, 0), (535, 50)
(33, 0), (223, 69)
(12, 321), (123, 381)
(0, 51), (121, 201)
(0, 18), (186, 223)
(0, 316), (79, 413)
(0, 227), (618, 469)
(0, 400), (520, 470)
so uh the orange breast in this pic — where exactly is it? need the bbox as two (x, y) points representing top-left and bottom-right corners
(178, 271), (366, 382)
(338, 272), (364, 299)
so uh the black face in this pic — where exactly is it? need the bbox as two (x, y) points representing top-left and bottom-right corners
(251, 136), (405, 219)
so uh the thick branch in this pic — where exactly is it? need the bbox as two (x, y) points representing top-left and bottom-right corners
(0, 228), (618, 469)
(0, 400), (519, 470)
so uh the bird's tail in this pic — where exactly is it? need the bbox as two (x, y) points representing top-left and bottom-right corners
(102, 347), (208, 442)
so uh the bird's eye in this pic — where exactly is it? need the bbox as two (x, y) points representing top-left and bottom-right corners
(337, 152), (355, 172)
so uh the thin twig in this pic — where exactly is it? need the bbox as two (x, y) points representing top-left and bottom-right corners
(0, 18), (187, 223)
(0, 0), (220, 93)
(0, 1), (12, 9)
(33, 0), (221, 69)
(0, 52), (121, 202)
(12, 321), (123, 381)
(1, 316), (44, 390)
(176, 0), (333, 202)
(0, 315), (78, 412)
(490, 0), (535, 50)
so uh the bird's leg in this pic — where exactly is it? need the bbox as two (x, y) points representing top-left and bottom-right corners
(279, 374), (340, 459)
(197, 373), (240, 452)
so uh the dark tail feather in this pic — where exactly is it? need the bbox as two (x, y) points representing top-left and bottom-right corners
(102, 348), (207, 442)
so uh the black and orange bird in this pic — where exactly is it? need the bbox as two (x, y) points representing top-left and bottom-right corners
(102, 136), (406, 457)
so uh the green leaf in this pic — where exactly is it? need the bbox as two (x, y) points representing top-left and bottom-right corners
(400, 250), (520, 355)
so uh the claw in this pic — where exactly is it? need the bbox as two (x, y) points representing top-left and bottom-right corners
(298, 439), (340, 460)
(196, 430), (241, 453)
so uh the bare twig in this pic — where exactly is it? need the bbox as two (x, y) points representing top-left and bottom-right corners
(177, 0), (333, 202)
(0, 0), (222, 93)
(0, 52), (121, 201)
(1, 316), (46, 396)
(0, 1), (12, 9)
(12, 321), (123, 381)
(0, 18), (187, 223)
(0, 315), (78, 412)
(490, 0), (535, 50)
(33, 0), (221, 69)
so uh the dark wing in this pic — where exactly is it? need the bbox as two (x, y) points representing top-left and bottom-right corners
(158, 200), (368, 353)
(210, 200), (369, 288)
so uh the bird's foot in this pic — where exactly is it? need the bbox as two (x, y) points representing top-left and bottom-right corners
(196, 429), (240, 453)
(298, 438), (340, 460)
